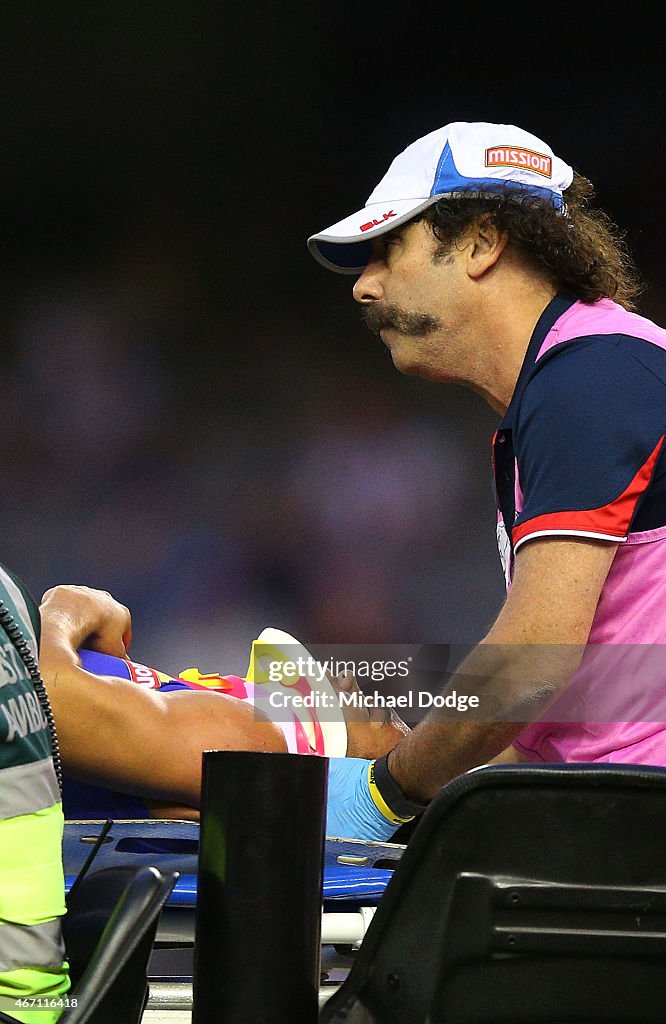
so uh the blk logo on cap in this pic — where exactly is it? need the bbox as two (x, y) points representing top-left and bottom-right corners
(360, 210), (397, 233)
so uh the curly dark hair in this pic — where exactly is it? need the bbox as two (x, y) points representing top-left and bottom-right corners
(419, 173), (644, 310)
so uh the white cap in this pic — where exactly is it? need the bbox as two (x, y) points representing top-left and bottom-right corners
(307, 121), (574, 274)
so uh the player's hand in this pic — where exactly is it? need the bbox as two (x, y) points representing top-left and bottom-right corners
(326, 756), (413, 842)
(40, 584), (133, 659)
(328, 671), (411, 759)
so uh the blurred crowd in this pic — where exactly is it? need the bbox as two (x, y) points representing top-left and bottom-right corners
(0, 230), (507, 677)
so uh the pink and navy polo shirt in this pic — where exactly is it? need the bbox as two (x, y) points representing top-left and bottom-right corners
(493, 293), (666, 764)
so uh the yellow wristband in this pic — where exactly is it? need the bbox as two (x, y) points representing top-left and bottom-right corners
(367, 761), (415, 826)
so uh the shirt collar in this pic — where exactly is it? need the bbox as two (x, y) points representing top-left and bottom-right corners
(500, 292), (577, 429)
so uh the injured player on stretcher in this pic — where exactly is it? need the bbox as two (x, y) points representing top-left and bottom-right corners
(37, 584), (412, 832)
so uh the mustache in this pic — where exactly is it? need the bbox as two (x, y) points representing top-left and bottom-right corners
(361, 303), (440, 337)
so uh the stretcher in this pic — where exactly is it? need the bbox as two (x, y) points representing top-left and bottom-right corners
(63, 819), (405, 1011)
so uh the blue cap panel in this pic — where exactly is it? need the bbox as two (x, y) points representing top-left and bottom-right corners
(433, 142), (563, 209)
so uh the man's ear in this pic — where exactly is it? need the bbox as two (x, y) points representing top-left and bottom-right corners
(467, 215), (509, 279)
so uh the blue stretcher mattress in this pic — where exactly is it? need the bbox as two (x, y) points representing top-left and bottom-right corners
(63, 820), (405, 907)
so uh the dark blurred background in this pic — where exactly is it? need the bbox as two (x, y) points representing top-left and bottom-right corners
(0, 3), (663, 674)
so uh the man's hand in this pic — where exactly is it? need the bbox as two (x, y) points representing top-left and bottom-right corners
(387, 537), (619, 802)
(329, 670), (411, 759)
(40, 584), (133, 662)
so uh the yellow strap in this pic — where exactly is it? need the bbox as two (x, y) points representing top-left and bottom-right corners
(177, 668), (233, 690)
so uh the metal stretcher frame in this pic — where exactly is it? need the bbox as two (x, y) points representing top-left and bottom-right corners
(63, 819), (406, 1012)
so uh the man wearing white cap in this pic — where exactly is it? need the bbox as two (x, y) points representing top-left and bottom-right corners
(310, 122), (666, 841)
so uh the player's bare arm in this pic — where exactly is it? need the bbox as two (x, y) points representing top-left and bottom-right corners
(38, 584), (409, 818)
(387, 537), (619, 802)
(38, 585), (288, 808)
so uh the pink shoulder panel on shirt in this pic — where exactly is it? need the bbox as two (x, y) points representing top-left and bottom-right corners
(515, 298), (666, 766)
(511, 296), (666, 547)
(536, 298), (666, 360)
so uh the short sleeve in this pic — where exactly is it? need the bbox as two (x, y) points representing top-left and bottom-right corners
(512, 336), (666, 552)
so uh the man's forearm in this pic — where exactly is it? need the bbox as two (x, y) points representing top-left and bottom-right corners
(39, 627), (82, 673)
(386, 640), (580, 802)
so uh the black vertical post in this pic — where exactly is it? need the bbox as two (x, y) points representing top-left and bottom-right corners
(192, 750), (327, 1024)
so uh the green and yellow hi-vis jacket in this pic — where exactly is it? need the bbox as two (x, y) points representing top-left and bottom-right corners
(0, 566), (69, 1023)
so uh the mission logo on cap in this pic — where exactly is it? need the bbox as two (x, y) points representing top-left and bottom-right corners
(307, 121), (574, 274)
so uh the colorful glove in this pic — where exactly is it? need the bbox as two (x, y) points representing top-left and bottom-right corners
(325, 755), (425, 842)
